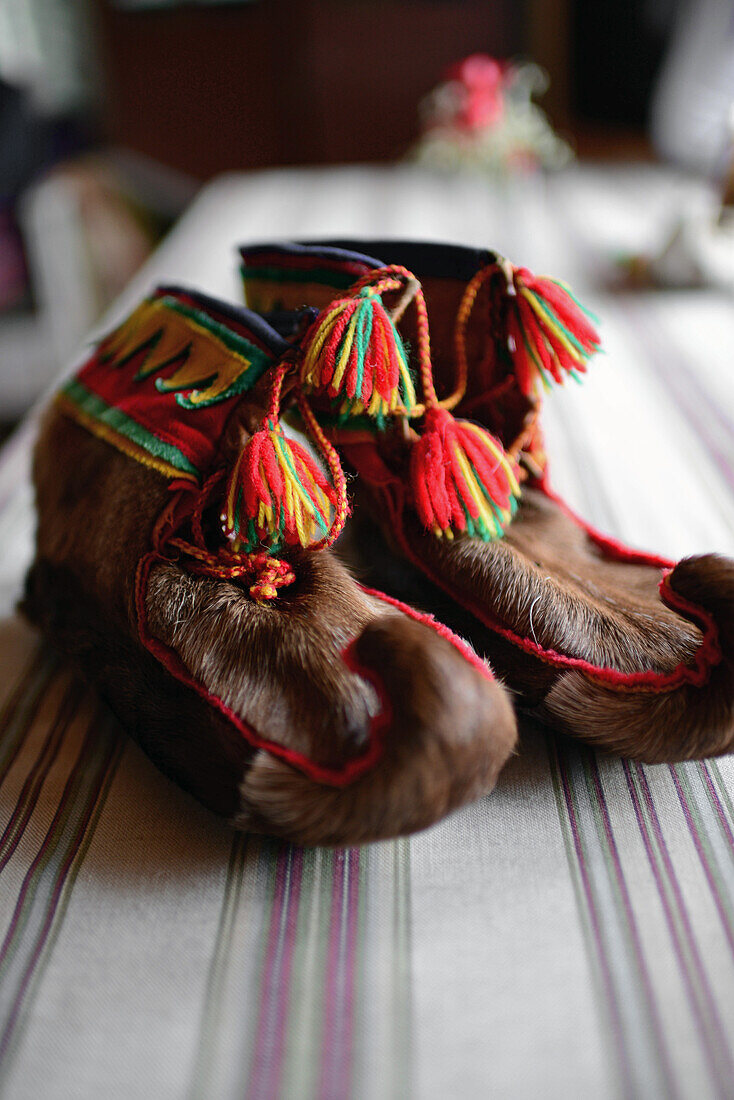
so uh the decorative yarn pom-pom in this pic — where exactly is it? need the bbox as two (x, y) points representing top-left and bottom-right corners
(222, 421), (335, 553)
(505, 266), (601, 395)
(301, 287), (416, 422)
(410, 407), (520, 541)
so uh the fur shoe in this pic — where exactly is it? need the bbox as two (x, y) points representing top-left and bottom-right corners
(239, 239), (734, 764)
(24, 285), (517, 845)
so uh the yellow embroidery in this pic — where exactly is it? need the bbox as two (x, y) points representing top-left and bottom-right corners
(100, 299), (253, 406)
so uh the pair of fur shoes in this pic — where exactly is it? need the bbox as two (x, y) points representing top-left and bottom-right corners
(24, 240), (734, 845)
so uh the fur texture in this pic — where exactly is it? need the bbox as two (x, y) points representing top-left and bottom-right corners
(235, 614), (516, 845)
(24, 405), (517, 844)
(542, 554), (734, 762)
(346, 482), (734, 763)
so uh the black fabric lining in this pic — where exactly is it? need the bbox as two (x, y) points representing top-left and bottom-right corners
(238, 239), (497, 281)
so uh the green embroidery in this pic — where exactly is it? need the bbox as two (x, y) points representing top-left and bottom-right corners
(100, 296), (273, 409)
(62, 378), (200, 478)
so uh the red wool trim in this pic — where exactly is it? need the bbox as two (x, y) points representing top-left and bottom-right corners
(658, 573), (723, 672)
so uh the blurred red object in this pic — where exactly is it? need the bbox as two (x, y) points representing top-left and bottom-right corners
(443, 55), (505, 132)
(413, 53), (571, 174)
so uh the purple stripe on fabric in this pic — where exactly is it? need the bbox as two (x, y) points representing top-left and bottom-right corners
(553, 746), (631, 1086)
(0, 719), (94, 970)
(625, 762), (734, 1091)
(0, 682), (82, 875)
(342, 848), (361, 1093)
(699, 763), (734, 851)
(0, 722), (117, 1062)
(582, 752), (680, 1098)
(636, 766), (732, 1039)
(318, 846), (361, 1100)
(318, 848), (347, 1100)
(247, 844), (303, 1100)
(669, 766), (734, 958)
(334, 847), (360, 1100)
(247, 846), (290, 1100)
(0, 654), (52, 790)
(267, 847), (304, 1100)
(586, 754), (675, 1091)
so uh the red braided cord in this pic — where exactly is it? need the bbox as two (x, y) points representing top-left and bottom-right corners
(264, 359), (289, 419)
(452, 262), (503, 412)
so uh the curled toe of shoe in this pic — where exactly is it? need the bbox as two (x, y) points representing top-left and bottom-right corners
(236, 612), (517, 846)
(544, 553), (734, 763)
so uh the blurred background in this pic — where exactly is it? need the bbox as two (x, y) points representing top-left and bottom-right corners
(1, 0), (733, 439)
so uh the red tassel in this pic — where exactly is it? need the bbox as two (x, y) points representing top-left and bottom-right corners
(505, 266), (601, 394)
(410, 407), (520, 541)
(221, 420), (336, 553)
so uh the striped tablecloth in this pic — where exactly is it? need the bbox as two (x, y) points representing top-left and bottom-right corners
(0, 165), (732, 1100)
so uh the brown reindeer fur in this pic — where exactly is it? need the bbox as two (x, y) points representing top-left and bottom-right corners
(23, 405), (517, 844)
(542, 553), (734, 762)
(235, 614), (515, 845)
(347, 484), (734, 764)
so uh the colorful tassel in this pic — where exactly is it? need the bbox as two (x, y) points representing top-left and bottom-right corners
(505, 267), (601, 395)
(410, 407), (520, 541)
(221, 419), (336, 553)
(301, 287), (416, 423)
